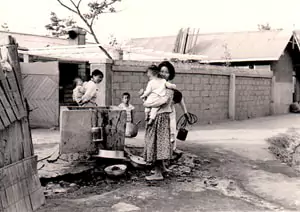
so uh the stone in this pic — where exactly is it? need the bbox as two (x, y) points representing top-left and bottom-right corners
(70, 183), (77, 187)
(292, 146), (300, 172)
(111, 202), (141, 212)
(53, 188), (68, 194)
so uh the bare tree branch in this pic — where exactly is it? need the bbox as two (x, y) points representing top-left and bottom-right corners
(57, 0), (77, 13)
(90, 16), (96, 26)
(55, 0), (115, 59)
(77, 0), (83, 7)
(68, 0), (78, 9)
(81, 27), (92, 34)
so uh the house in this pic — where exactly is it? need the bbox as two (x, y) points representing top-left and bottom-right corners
(6, 28), (199, 128)
(0, 28), (92, 128)
(127, 30), (300, 115)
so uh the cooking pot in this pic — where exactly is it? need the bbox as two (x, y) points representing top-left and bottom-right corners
(130, 155), (146, 168)
(104, 164), (127, 177)
(125, 121), (141, 138)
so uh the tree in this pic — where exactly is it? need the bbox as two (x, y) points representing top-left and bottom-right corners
(45, 12), (77, 37)
(1, 23), (9, 32)
(55, 0), (122, 59)
(258, 23), (271, 31)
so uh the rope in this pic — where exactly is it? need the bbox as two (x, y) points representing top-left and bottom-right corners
(176, 112), (198, 130)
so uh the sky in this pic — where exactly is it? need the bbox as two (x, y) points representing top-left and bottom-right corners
(1, 0), (300, 44)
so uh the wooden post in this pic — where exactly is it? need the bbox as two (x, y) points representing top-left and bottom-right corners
(23, 53), (30, 63)
(90, 59), (113, 106)
(229, 73), (236, 120)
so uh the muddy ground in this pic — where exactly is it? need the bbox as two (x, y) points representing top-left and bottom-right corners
(37, 144), (292, 212)
(34, 114), (300, 212)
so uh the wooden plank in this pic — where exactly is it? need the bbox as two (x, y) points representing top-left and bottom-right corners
(21, 119), (33, 158)
(0, 78), (17, 122)
(0, 117), (4, 130)
(0, 188), (8, 209)
(97, 108), (126, 151)
(0, 110), (10, 127)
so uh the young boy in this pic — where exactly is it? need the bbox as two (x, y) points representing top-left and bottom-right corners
(118, 92), (135, 123)
(72, 77), (86, 105)
(140, 65), (176, 125)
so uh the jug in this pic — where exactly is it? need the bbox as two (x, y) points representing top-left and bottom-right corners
(125, 120), (141, 138)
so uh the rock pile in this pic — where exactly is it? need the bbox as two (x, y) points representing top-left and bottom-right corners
(267, 129), (300, 171)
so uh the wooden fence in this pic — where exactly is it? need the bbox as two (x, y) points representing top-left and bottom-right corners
(0, 36), (45, 211)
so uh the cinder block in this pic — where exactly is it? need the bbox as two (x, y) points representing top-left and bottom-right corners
(113, 75), (123, 83)
(176, 84), (184, 90)
(113, 83), (120, 90)
(183, 91), (191, 97)
(183, 77), (192, 84)
(191, 91), (199, 97)
(194, 84), (202, 91)
(132, 83), (141, 90)
(194, 97), (202, 103)
(201, 91), (209, 97)
(120, 83), (132, 90)
(192, 77), (200, 84)
(204, 85), (211, 91)
(184, 97), (194, 104)
(130, 76), (140, 83)
(186, 84), (194, 91)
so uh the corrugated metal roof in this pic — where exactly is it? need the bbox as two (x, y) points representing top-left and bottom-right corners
(18, 44), (207, 62)
(127, 30), (293, 62)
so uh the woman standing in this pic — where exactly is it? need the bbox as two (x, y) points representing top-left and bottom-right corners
(158, 61), (188, 152)
(143, 65), (174, 181)
(80, 69), (104, 107)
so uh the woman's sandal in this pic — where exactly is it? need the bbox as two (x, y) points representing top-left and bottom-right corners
(145, 174), (164, 181)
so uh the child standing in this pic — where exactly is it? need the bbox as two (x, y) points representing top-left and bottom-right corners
(140, 65), (176, 125)
(72, 77), (86, 105)
(118, 92), (135, 123)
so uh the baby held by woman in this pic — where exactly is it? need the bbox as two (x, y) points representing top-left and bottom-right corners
(140, 65), (176, 125)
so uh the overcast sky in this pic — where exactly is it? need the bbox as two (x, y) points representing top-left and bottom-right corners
(1, 0), (299, 43)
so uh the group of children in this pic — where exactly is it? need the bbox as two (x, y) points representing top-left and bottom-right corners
(72, 64), (177, 127)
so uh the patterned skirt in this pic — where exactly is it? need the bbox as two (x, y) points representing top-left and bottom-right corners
(143, 113), (172, 163)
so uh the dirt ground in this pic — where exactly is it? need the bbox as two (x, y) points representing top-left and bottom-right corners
(33, 114), (300, 212)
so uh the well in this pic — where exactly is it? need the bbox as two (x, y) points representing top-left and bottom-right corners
(60, 106), (126, 156)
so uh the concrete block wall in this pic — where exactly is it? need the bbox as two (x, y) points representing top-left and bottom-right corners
(171, 73), (230, 124)
(97, 60), (274, 126)
(235, 77), (272, 120)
